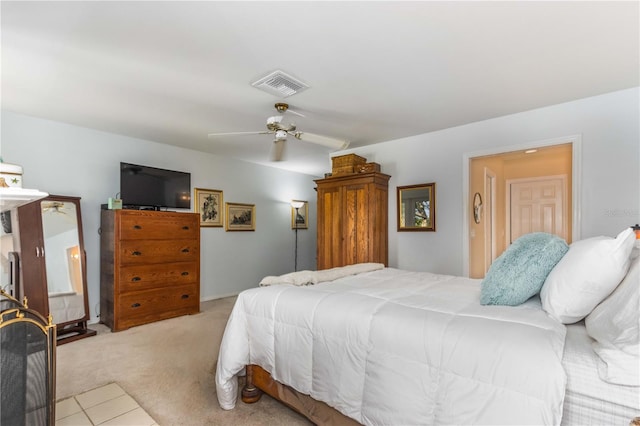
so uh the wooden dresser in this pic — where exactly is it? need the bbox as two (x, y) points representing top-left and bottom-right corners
(315, 172), (391, 270)
(100, 209), (200, 331)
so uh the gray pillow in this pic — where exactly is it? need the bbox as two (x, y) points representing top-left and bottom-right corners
(480, 232), (568, 306)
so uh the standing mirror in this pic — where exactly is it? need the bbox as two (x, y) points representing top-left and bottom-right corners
(41, 196), (96, 343)
(16, 195), (96, 344)
(42, 201), (83, 317)
(397, 183), (436, 231)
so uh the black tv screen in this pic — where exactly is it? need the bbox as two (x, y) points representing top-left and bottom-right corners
(120, 162), (191, 209)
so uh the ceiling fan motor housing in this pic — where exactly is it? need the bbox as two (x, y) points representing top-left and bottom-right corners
(274, 103), (289, 113)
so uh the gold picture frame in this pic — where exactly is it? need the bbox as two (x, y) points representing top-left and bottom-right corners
(194, 188), (223, 227)
(225, 202), (255, 231)
(291, 200), (308, 229)
(397, 182), (436, 231)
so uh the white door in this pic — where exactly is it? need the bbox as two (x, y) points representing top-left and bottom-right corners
(508, 176), (567, 244)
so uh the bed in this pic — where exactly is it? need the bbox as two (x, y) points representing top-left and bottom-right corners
(562, 323), (639, 425)
(216, 232), (640, 425)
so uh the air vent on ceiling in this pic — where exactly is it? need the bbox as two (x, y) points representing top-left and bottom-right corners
(251, 70), (309, 98)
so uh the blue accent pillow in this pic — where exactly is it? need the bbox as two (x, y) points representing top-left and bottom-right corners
(480, 232), (569, 306)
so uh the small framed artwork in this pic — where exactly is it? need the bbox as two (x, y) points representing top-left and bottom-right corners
(397, 182), (436, 232)
(225, 202), (255, 231)
(291, 200), (308, 229)
(194, 188), (223, 227)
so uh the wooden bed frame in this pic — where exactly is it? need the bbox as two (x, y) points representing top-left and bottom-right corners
(241, 364), (360, 425)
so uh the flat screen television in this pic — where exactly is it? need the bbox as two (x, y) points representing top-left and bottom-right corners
(120, 162), (191, 210)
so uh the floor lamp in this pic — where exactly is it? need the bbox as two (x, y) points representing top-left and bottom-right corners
(291, 200), (304, 271)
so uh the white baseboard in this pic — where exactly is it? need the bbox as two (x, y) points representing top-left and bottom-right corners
(200, 292), (241, 302)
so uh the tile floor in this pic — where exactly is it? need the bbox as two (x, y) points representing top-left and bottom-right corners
(55, 383), (158, 426)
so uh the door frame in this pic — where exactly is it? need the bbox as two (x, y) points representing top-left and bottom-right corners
(462, 134), (582, 277)
(484, 167), (497, 273)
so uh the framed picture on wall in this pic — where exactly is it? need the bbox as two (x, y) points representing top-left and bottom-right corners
(194, 188), (223, 227)
(225, 202), (255, 231)
(397, 182), (436, 231)
(291, 200), (308, 229)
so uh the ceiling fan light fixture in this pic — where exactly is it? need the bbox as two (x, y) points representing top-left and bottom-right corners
(251, 70), (309, 98)
(274, 129), (288, 141)
(267, 115), (283, 125)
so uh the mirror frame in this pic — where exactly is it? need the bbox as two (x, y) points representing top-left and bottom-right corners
(473, 192), (483, 224)
(397, 183), (436, 232)
(40, 195), (94, 343)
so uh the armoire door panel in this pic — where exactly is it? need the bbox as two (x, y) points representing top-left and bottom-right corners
(344, 187), (358, 265)
(317, 187), (342, 269)
(348, 185), (369, 265)
(329, 190), (343, 268)
(371, 185), (388, 263)
(16, 200), (48, 314)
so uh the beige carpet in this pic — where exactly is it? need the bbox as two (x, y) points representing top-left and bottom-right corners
(56, 297), (312, 425)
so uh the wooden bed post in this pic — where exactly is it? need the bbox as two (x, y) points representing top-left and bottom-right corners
(241, 364), (263, 403)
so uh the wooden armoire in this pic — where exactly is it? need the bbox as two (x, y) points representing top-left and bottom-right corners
(315, 172), (390, 270)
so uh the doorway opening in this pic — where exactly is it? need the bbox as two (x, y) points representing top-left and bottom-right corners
(463, 136), (581, 278)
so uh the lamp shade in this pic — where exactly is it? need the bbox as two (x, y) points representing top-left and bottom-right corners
(291, 201), (304, 209)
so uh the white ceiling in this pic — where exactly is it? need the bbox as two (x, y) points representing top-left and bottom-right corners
(2, 1), (638, 176)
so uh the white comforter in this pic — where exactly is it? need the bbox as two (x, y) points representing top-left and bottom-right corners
(216, 268), (567, 425)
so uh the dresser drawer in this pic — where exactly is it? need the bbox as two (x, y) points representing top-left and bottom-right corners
(119, 212), (199, 240)
(118, 262), (198, 293)
(116, 284), (199, 330)
(119, 239), (198, 264)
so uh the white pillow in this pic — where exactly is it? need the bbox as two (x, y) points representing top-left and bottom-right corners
(585, 255), (639, 385)
(540, 228), (635, 324)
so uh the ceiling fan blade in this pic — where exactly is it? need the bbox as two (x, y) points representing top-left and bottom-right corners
(270, 139), (287, 162)
(274, 102), (305, 118)
(207, 131), (271, 138)
(286, 108), (305, 118)
(293, 132), (349, 150)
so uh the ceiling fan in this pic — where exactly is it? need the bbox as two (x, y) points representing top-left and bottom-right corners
(207, 103), (350, 161)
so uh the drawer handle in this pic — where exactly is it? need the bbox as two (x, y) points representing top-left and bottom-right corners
(131, 303), (141, 308)
(181, 248), (190, 253)
(133, 225), (142, 230)
(181, 272), (189, 276)
(181, 294), (189, 299)
(182, 226), (189, 230)
(131, 276), (141, 282)
(131, 251), (142, 256)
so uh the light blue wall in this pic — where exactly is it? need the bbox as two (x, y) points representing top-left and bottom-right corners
(0, 112), (319, 322)
(344, 87), (640, 275)
(2, 87), (638, 321)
